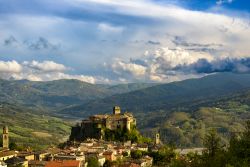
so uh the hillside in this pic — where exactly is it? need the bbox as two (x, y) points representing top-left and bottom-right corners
(100, 83), (157, 95)
(62, 73), (250, 116)
(1, 73), (250, 148)
(0, 79), (108, 110)
(0, 102), (71, 150)
(0, 79), (153, 110)
(138, 89), (250, 147)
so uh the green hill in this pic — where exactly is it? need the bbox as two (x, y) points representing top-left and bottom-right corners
(138, 90), (250, 147)
(62, 73), (250, 116)
(0, 102), (71, 150)
(0, 79), (153, 111)
(1, 73), (250, 148)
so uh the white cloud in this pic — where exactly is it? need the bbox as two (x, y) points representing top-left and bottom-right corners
(0, 60), (22, 73)
(0, 0), (249, 83)
(109, 47), (214, 82)
(0, 60), (108, 84)
(111, 60), (146, 77)
(22, 60), (67, 72)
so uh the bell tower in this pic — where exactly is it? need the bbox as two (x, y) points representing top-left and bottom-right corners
(113, 106), (121, 115)
(2, 126), (9, 149)
(155, 133), (160, 145)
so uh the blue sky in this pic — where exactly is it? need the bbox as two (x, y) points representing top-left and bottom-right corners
(0, 0), (249, 83)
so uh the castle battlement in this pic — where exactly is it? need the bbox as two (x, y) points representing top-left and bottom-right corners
(70, 106), (136, 141)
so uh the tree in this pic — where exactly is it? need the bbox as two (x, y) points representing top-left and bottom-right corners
(203, 129), (222, 157)
(148, 146), (176, 166)
(87, 157), (99, 167)
(9, 142), (18, 150)
(227, 121), (250, 167)
(103, 160), (112, 167)
(131, 150), (143, 159)
(201, 129), (227, 167)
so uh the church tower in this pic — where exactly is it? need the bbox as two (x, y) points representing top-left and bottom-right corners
(155, 133), (160, 145)
(113, 106), (121, 115)
(2, 126), (9, 149)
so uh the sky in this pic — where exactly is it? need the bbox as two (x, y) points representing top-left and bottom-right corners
(0, 0), (250, 84)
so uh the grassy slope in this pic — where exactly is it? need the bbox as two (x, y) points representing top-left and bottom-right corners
(0, 103), (71, 150)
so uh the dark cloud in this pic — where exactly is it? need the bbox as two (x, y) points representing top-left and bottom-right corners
(186, 48), (218, 53)
(174, 58), (250, 74)
(129, 58), (148, 66)
(147, 40), (161, 45)
(4, 36), (18, 46)
(3, 36), (60, 51)
(23, 37), (60, 50)
(172, 36), (223, 53)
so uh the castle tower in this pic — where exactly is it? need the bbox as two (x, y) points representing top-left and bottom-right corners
(155, 133), (160, 145)
(2, 126), (9, 149)
(113, 106), (121, 115)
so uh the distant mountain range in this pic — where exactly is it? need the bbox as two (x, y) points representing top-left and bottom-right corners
(62, 73), (250, 116)
(1, 72), (250, 148)
(1, 73), (250, 116)
(0, 79), (155, 111)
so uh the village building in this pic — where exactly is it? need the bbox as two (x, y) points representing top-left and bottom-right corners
(103, 150), (116, 161)
(0, 150), (17, 161)
(28, 160), (47, 167)
(44, 160), (83, 167)
(18, 151), (35, 161)
(70, 106), (136, 141)
(0, 161), (6, 167)
(136, 144), (148, 152)
(4, 156), (28, 167)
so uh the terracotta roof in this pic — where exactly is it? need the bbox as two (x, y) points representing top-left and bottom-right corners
(17, 151), (35, 156)
(28, 160), (47, 166)
(0, 150), (17, 158)
(103, 151), (114, 155)
(137, 144), (148, 148)
(119, 162), (140, 167)
(45, 160), (80, 167)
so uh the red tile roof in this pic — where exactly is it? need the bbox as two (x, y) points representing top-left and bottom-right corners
(119, 163), (140, 167)
(45, 160), (80, 167)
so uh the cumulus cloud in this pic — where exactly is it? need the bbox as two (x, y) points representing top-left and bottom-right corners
(109, 47), (213, 82)
(108, 47), (250, 82)
(0, 60), (22, 73)
(111, 60), (147, 77)
(22, 61), (67, 72)
(178, 58), (250, 74)
(0, 60), (105, 84)
(0, 0), (249, 83)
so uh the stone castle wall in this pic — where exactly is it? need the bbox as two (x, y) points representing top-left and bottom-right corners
(70, 107), (136, 141)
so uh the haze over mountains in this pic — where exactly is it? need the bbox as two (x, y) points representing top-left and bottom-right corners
(0, 79), (155, 111)
(0, 73), (250, 116)
(1, 72), (250, 148)
(62, 73), (250, 116)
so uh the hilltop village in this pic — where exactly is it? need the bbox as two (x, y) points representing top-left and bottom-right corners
(1, 106), (249, 167)
(1, 106), (183, 167)
(70, 106), (136, 141)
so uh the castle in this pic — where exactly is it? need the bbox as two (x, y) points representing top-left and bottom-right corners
(70, 106), (136, 141)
